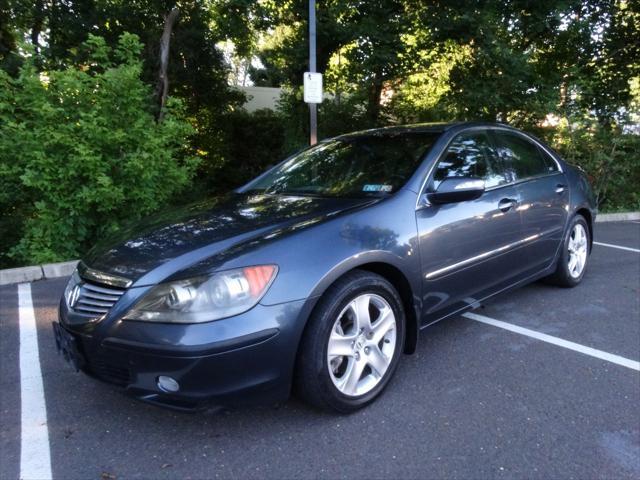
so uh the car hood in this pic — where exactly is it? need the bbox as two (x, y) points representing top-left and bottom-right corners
(83, 193), (372, 285)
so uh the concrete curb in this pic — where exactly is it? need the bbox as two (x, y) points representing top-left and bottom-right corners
(0, 260), (78, 286)
(595, 212), (640, 223)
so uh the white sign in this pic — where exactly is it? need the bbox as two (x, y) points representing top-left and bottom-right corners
(303, 72), (323, 104)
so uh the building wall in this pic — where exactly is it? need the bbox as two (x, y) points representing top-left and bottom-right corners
(236, 86), (283, 112)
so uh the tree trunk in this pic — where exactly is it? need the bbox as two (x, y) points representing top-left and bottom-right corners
(0, 7), (17, 57)
(31, 0), (45, 65)
(367, 73), (384, 125)
(155, 8), (179, 122)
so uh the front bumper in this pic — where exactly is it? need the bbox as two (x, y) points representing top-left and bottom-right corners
(57, 298), (309, 411)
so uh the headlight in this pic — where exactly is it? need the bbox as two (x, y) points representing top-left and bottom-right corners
(123, 265), (278, 323)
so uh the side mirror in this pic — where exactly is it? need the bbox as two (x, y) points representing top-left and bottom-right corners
(427, 177), (485, 204)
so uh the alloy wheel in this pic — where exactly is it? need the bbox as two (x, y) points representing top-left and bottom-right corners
(327, 293), (397, 397)
(568, 223), (588, 278)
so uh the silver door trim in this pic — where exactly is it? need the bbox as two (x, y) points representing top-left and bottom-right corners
(425, 226), (561, 280)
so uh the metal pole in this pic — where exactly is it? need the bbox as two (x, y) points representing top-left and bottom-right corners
(309, 0), (317, 146)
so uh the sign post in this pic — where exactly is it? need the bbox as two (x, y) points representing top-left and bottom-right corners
(306, 0), (319, 146)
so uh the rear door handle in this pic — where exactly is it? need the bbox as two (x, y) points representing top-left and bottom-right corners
(555, 183), (567, 194)
(498, 198), (517, 212)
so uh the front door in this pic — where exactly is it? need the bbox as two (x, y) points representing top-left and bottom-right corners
(415, 129), (524, 325)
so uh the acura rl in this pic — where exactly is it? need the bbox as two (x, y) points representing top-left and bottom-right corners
(54, 122), (596, 413)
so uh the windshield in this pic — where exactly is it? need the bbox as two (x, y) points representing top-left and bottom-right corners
(244, 132), (440, 198)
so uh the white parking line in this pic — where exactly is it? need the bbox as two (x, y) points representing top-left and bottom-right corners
(18, 283), (52, 480)
(463, 311), (640, 372)
(593, 241), (640, 253)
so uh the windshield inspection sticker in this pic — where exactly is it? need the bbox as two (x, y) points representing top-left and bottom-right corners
(363, 184), (393, 193)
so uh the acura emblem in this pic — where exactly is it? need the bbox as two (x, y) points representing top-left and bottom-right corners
(68, 284), (81, 308)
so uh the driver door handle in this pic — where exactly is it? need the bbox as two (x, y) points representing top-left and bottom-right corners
(555, 183), (567, 194)
(498, 198), (517, 212)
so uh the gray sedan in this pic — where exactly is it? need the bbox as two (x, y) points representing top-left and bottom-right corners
(54, 122), (596, 413)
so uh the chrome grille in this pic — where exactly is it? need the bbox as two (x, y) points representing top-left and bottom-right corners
(74, 282), (125, 316)
(65, 270), (127, 319)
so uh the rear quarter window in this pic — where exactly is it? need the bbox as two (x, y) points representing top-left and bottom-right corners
(537, 145), (560, 173)
(494, 131), (550, 182)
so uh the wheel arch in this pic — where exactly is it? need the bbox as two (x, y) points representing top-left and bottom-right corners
(300, 257), (420, 356)
(575, 207), (594, 252)
(353, 262), (419, 354)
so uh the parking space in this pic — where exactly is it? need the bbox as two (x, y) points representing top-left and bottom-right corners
(1, 222), (639, 479)
(473, 232), (640, 361)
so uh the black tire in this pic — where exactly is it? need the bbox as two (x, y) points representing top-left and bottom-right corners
(294, 270), (406, 413)
(544, 214), (590, 287)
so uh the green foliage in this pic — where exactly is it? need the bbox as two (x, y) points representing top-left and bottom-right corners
(244, 0), (639, 214)
(0, 33), (198, 266)
(195, 107), (288, 195)
(388, 40), (472, 123)
(3, 0), (244, 173)
(188, 89), (380, 201)
(275, 88), (375, 153)
(45, 0), (237, 108)
(543, 119), (640, 212)
(1, 0), (639, 268)
(244, 0), (639, 127)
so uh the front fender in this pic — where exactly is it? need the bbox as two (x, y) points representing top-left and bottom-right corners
(178, 190), (422, 354)
(253, 190), (421, 306)
(306, 250), (416, 299)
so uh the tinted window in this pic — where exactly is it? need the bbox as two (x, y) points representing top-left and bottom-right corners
(246, 132), (439, 198)
(538, 146), (560, 173)
(494, 131), (550, 181)
(432, 131), (507, 189)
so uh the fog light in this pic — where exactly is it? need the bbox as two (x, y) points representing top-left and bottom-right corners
(157, 375), (180, 393)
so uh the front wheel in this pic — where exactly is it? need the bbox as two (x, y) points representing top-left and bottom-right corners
(295, 270), (405, 413)
(545, 214), (590, 287)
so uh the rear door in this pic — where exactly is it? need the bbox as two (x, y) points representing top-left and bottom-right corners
(491, 129), (568, 275)
(415, 129), (524, 325)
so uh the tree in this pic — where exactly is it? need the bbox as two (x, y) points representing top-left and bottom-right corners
(0, 34), (198, 265)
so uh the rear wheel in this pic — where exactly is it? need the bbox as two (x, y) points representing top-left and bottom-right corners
(545, 215), (590, 287)
(295, 270), (405, 413)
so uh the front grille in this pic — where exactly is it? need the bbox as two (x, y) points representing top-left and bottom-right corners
(73, 281), (125, 317)
(65, 270), (127, 319)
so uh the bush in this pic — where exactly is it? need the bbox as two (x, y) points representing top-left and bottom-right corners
(189, 94), (372, 200)
(276, 87), (376, 154)
(542, 120), (640, 212)
(196, 108), (288, 195)
(0, 34), (198, 267)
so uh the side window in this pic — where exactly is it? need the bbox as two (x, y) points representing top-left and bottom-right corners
(538, 146), (560, 173)
(494, 131), (550, 181)
(432, 131), (508, 190)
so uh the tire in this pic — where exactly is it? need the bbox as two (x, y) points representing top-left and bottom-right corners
(294, 270), (406, 413)
(545, 214), (590, 287)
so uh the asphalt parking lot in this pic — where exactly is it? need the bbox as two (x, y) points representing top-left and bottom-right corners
(1, 221), (639, 480)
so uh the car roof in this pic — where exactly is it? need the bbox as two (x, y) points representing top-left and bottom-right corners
(333, 121), (513, 140)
